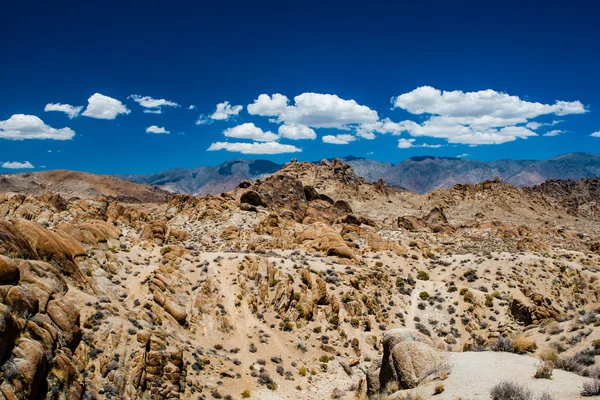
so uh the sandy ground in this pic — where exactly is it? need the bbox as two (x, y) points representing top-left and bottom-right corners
(398, 351), (592, 400)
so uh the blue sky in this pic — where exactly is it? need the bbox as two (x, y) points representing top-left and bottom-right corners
(1, 0), (599, 174)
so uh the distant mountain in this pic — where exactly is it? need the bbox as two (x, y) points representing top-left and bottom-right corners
(378, 156), (537, 193)
(336, 153), (600, 193)
(118, 159), (281, 196)
(115, 152), (600, 195)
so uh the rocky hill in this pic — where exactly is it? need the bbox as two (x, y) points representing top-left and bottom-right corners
(528, 177), (600, 221)
(0, 170), (170, 202)
(0, 159), (599, 399)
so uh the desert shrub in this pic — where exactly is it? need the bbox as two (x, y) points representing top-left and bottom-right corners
(331, 387), (346, 398)
(556, 349), (596, 375)
(419, 291), (430, 300)
(512, 335), (537, 354)
(490, 381), (532, 400)
(581, 380), (600, 396)
(491, 337), (514, 352)
(241, 389), (251, 398)
(534, 361), (553, 379)
(258, 371), (277, 390)
(537, 393), (555, 400)
(547, 324), (564, 335)
(433, 383), (444, 394)
(538, 348), (558, 364)
(417, 271), (430, 281)
(298, 366), (307, 376)
(415, 322), (431, 337)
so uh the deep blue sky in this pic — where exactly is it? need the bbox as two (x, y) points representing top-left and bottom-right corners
(1, 0), (599, 174)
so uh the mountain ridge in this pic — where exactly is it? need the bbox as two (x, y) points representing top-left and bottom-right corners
(116, 152), (600, 195)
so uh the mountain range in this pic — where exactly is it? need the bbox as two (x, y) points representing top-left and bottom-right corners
(117, 152), (600, 195)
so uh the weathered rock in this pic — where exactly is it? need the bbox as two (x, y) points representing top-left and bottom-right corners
(240, 191), (268, 208)
(0, 256), (20, 284)
(368, 328), (441, 395)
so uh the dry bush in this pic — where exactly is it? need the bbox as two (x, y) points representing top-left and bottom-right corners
(490, 381), (532, 400)
(512, 335), (537, 354)
(581, 380), (600, 396)
(538, 348), (558, 364)
(534, 361), (553, 379)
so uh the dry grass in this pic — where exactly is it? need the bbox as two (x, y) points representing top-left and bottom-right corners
(534, 361), (553, 379)
(538, 348), (558, 364)
(512, 334), (537, 354)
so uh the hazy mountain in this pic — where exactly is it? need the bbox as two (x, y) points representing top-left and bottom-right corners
(116, 153), (600, 195)
(119, 159), (281, 196)
(348, 153), (600, 193)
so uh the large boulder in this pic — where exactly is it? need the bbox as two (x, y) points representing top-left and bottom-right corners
(368, 328), (442, 396)
(0, 256), (20, 285)
(240, 191), (268, 208)
(0, 304), (17, 361)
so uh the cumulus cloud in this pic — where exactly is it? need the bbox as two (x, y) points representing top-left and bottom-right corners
(207, 141), (301, 154)
(322, 134), (357, 145)
(0, 114), (75, 140)
(248, 92), (379, 129)
(146, 125), (169, 134)
(590, 131), (600, 138)
(542, 130), (562, 137)
(278, 124), (316, 140)
(188, 105), (197, 110)
(223, 123), (278, 141)
(457, 153), (469, 158)
(44, 103), (83, 119)
(2, 161), (34, 169)
(247, 93), (290, 116)
(82, 93), (130, 119)
(355, 118), (405, 139)
(525, 120), (562, 130)
(210, 101), (243, 120)
(398, 138), (415, 148)
(129, 95), (179, 113)
(390, 86), (586, 145)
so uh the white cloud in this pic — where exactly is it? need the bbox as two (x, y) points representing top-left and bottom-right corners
(392, 86), (585, 118)
(44, 103), (83, 119)
(0, 114), (75, 140)
(196, 114), (209, 125)
(398, 138), (415, 148)
(322, 134), (357, 145)
(419, 143), (443, 148)
(247, 93), (290, 116)
(543, 130), (562, 137)
(207, 141), (301, 154)
(457, 153), (469, 158)
(82, 93), (130, 119)
(590, 131), (600, 138)
(146, 125), (169, 134)
(278, 124), (316, 140)
(2, 161), (34, 169)
(248, 92), (379, 129)
(390, 86), (585, 145)
(223, 123), (278, 141)
(188, 105), (197, 110)
(525, 120), (562, 130)
(129, 95), (179, 113)
(210, 101), (243, 120)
